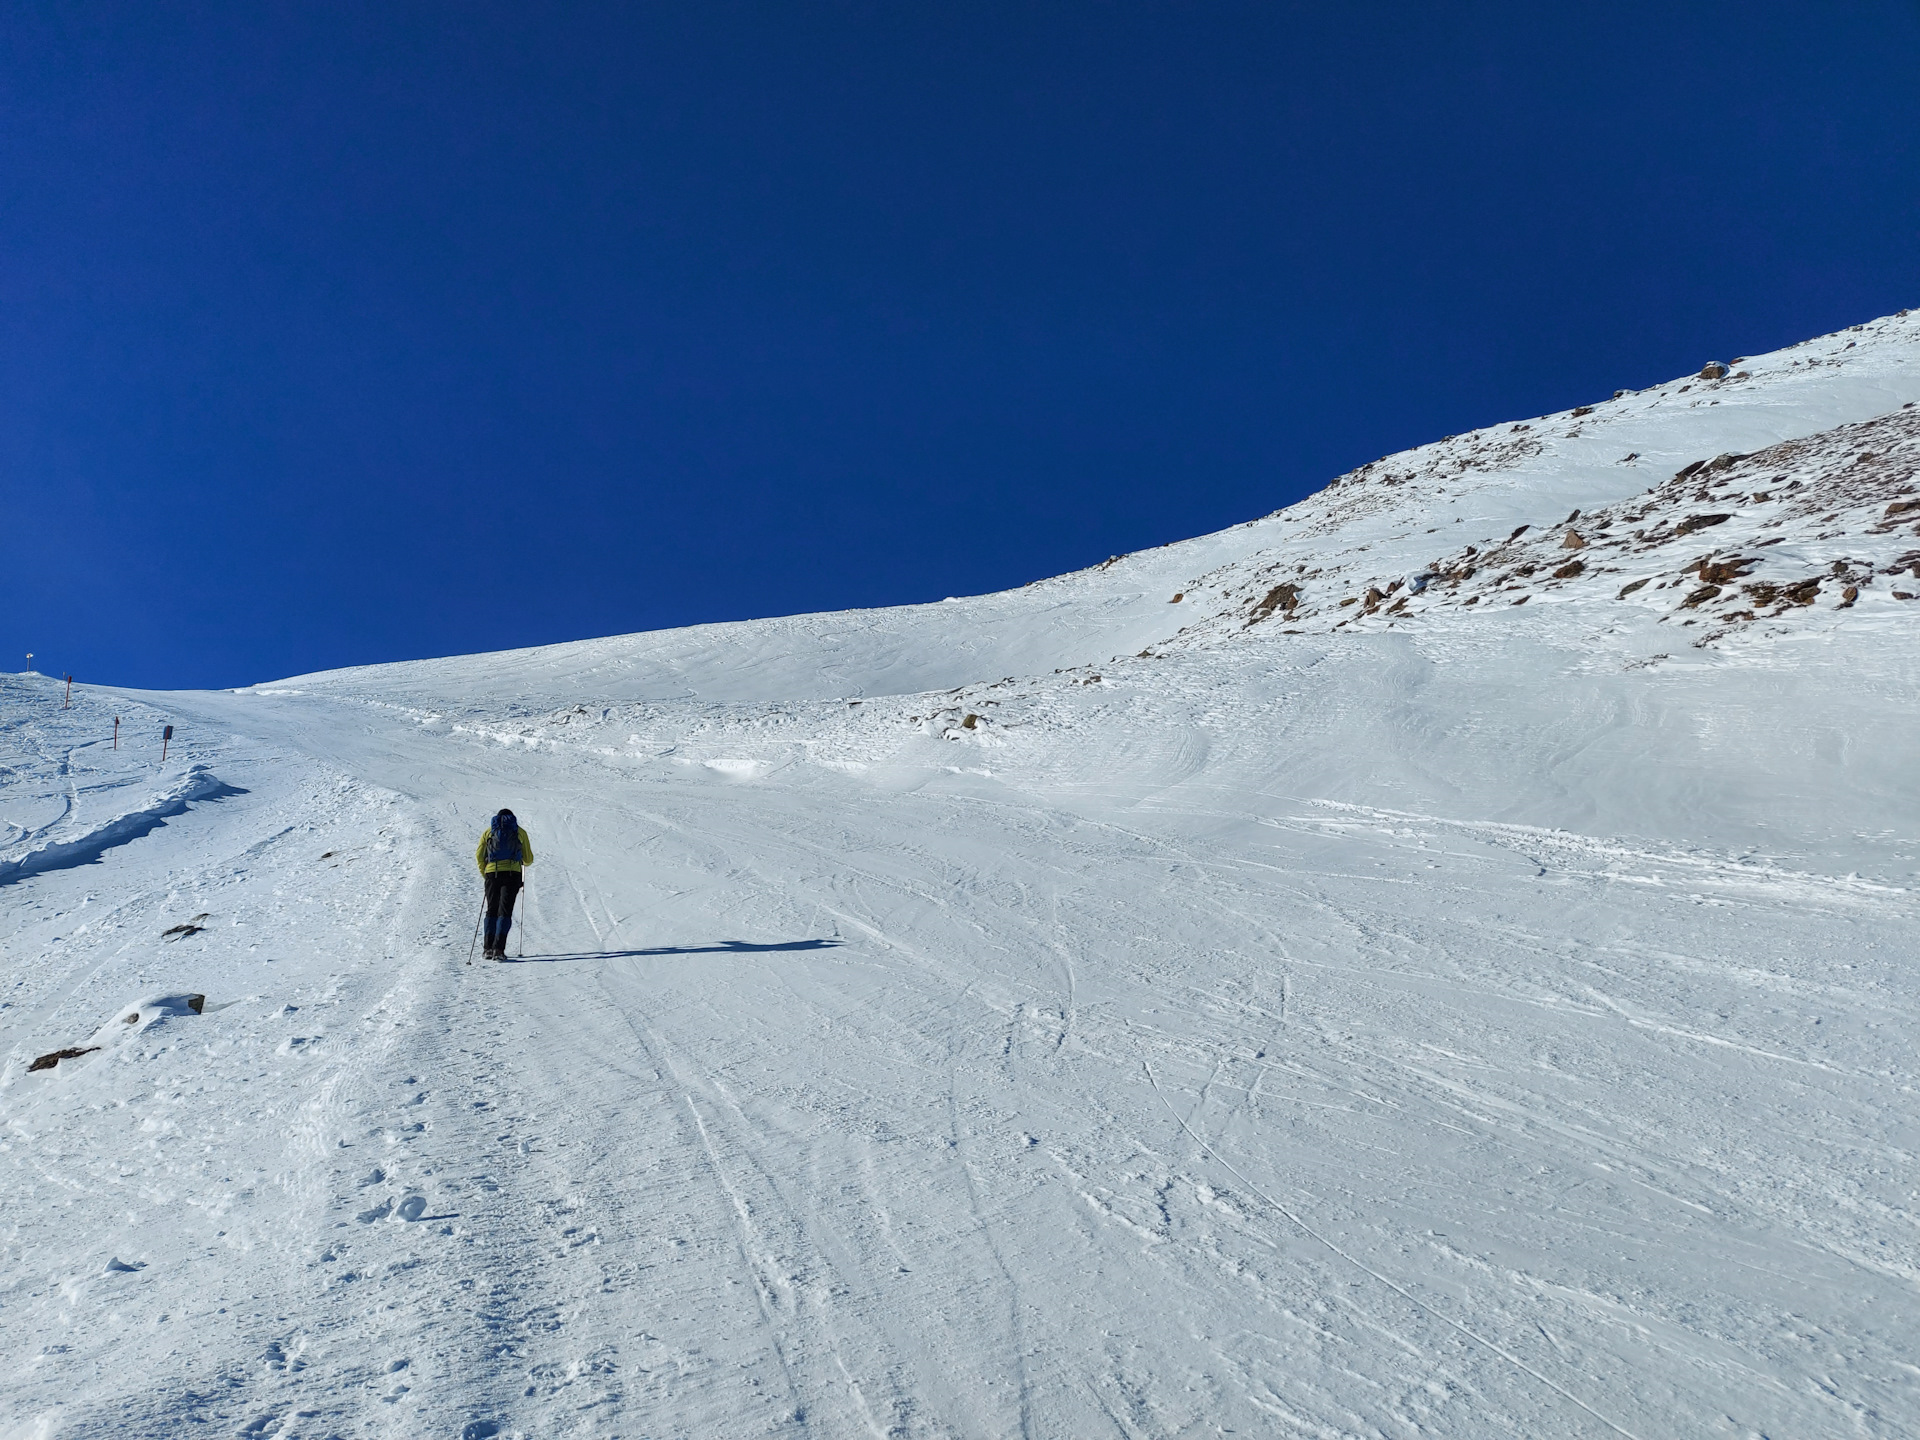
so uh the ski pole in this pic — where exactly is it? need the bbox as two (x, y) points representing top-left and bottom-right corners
(518, 874), (528, 959)
(468, 905), (483, 965)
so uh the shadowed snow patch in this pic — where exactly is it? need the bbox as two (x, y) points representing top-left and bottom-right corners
(0, 765), (246, 886)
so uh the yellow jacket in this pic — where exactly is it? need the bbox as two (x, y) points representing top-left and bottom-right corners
(476, 826), (533, 874)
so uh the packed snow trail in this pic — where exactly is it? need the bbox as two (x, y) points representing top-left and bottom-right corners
(4, 310), (1920, 1438)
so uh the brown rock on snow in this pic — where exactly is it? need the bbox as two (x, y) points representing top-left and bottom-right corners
(28, 1046), (101, 1072)
(1561, 530), (1588, 549)
(1249, 583), (1301, 621)
(1700, 361), (1730, 380)
(1698, 557), (1758, 585)
(1552, 559), (1585, 579)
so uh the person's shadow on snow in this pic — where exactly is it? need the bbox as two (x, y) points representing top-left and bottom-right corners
(504, 938), (844, 963)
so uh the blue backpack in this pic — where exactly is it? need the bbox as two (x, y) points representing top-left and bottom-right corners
(488, 812), (522, 864)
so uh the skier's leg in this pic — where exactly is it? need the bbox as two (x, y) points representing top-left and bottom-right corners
(496, 875), (522, 953)
(483, 873), (505, 956)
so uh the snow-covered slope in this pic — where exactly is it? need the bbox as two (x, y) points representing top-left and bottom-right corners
(264, 308), (1920, 707)
(4, 309), (1919, 1439)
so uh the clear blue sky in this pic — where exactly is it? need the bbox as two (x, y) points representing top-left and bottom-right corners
(5, 2), (1917, 690)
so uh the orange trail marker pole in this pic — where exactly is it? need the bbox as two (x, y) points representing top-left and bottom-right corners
(161, 724), (173, 762)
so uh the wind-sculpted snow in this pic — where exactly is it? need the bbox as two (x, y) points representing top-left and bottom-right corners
(4, 309), (1919, 1438)
(0, 763), (243, 886)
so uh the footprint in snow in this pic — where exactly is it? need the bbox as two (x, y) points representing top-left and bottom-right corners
(356, 1199), (393, 1224)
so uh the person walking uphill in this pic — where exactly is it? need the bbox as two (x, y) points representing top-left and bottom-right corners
(476, 809), (533, 959)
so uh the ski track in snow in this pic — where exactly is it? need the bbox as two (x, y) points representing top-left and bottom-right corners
(5, 310), (1920, 1438)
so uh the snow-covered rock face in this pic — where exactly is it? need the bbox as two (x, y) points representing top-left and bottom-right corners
(1188, 399), (1920, 641)
(3, 309), (1919, 1439)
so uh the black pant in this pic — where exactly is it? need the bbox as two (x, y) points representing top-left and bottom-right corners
(484, 872), (523, 948)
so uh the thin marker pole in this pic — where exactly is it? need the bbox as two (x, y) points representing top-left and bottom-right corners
(63, 674), (72, 707)
(161, 724), (173, 762)
(113, 717), (121, 750)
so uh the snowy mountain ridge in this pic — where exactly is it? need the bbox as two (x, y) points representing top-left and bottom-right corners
(4, 306), (1919, 1440)
(258, 305), (1920, 708)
